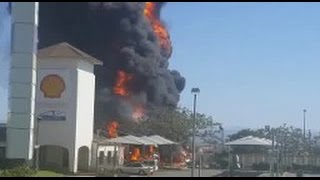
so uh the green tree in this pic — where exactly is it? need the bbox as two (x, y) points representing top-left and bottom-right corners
(129, 107), (222, 145)
(130, 107), (192, 143)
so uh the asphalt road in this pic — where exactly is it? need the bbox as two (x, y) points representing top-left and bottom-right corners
(127, 169), (223, 177)
(67, 169), (320, 177)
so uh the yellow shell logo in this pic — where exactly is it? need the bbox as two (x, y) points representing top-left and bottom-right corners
(40, 74), (66, 98)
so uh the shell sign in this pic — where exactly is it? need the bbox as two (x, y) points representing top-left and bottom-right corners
(40, 74), (66, 98)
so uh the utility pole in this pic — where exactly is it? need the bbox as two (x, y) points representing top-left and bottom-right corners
(198, 155), (201, 177)
(303, 109), (306, 142)
(220, 124), (225, 149)
(35, 117), (41, 171)
(198, 148), (203, 177)
(270, 129), (275, 177)
(228, 148), (231, 177)
(191, 88), (200, 177)
(191, 93), (197, 177)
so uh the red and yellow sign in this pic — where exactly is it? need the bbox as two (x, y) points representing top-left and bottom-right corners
(40, 74), (66, 98)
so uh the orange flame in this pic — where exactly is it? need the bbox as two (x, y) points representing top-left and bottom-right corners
(132, 105), (145, 120)
(144, 2), (172, 58)
(113, 70), (133, 97)
(106, 121), (119, 139)
(130, 147), (141, 161)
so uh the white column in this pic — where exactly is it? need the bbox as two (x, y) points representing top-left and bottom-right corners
(6, 2), (38, 160)
(69, 147), (79, 173)
(88, 147), (92, 170)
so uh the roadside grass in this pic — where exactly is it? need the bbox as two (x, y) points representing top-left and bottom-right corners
(34, 170), (63, 177)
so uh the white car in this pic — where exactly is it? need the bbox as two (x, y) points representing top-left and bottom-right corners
(118, 162), (154, 175)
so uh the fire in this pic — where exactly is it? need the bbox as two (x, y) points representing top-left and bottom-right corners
(132, 105), (145, 120)
(130, 147), (141, 161)
(144, 2), (172, 58)
(106, 121), (119, 139)
(113, 70), (133, 97)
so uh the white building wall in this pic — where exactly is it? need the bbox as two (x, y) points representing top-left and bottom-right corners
(90, 142), (98, 171)
(6, 2), (38, 160)
(36, 69), (77, 149)
(36, 58), (78, 172)
(90, 142), (122, 170)
(36, 57), (97, 173)
(75, 60), (96, 169)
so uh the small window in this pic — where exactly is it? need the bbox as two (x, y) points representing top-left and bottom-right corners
(99, 151), (104, 164)
(63, 149), (68, 167)
(107, 151), (112, 163)
(0, 148), (5, 158)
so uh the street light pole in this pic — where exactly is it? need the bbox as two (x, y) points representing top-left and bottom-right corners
(198, 148), (203, 177)
(270, 128), (275, 177)
(35, 117), (41, 171)
(303, 109), (306, 141)
(191, 88), (200, 177)
(219, 124), (225, 149)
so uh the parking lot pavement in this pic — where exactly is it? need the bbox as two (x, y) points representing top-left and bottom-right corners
(128, 169), (223, 177)
(259, 172), (320, 177)
(305, 174), (320, 177)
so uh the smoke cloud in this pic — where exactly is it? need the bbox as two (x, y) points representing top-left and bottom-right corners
(38, 2), (185, 126)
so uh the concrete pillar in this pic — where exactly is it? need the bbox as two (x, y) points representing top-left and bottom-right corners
(6, 2), (38, 160)
(88, 147), (92, 170)
(69, 147), (78, 173)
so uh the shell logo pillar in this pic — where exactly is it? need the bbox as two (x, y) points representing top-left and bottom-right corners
(6, 2), (38, 160)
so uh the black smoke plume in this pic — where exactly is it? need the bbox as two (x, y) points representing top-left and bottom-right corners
(38, 2), (185, 127)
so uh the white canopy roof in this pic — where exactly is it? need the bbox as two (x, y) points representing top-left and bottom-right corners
(147, 135), (178, 145)
(122, 135), (157, 146)
(225, 136), (274, 146)
(140, 136), (165, 145)
(102, 136), (142, 145)
(98, 135), (177, 146)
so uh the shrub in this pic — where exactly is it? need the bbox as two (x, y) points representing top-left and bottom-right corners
(0, 165), (36, 177)
(0, 159), (26, 169)
(252, 162), (270, 171)
(292, 163), (320, 173)
(211, 151), (229, 169)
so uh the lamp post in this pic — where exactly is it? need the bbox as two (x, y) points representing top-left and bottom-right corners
(303, 109), (306, 141)
(191, 88), (200, 177)
(268, 127), (275, 177)
(228, 146), (233, 177)
(198, 148), (203, 177)
(219, 124), (224, 149)
(35, 117), (41, 171)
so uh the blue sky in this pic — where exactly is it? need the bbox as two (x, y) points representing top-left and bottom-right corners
(1, 3), (320, 132)
(163, 2), (320, 131)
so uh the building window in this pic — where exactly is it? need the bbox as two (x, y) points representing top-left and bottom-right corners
(63, 149), (68, 167)
(107, 151), (112, 164)
(99, 151), (104, 164)
(0, 148), (5, 159)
